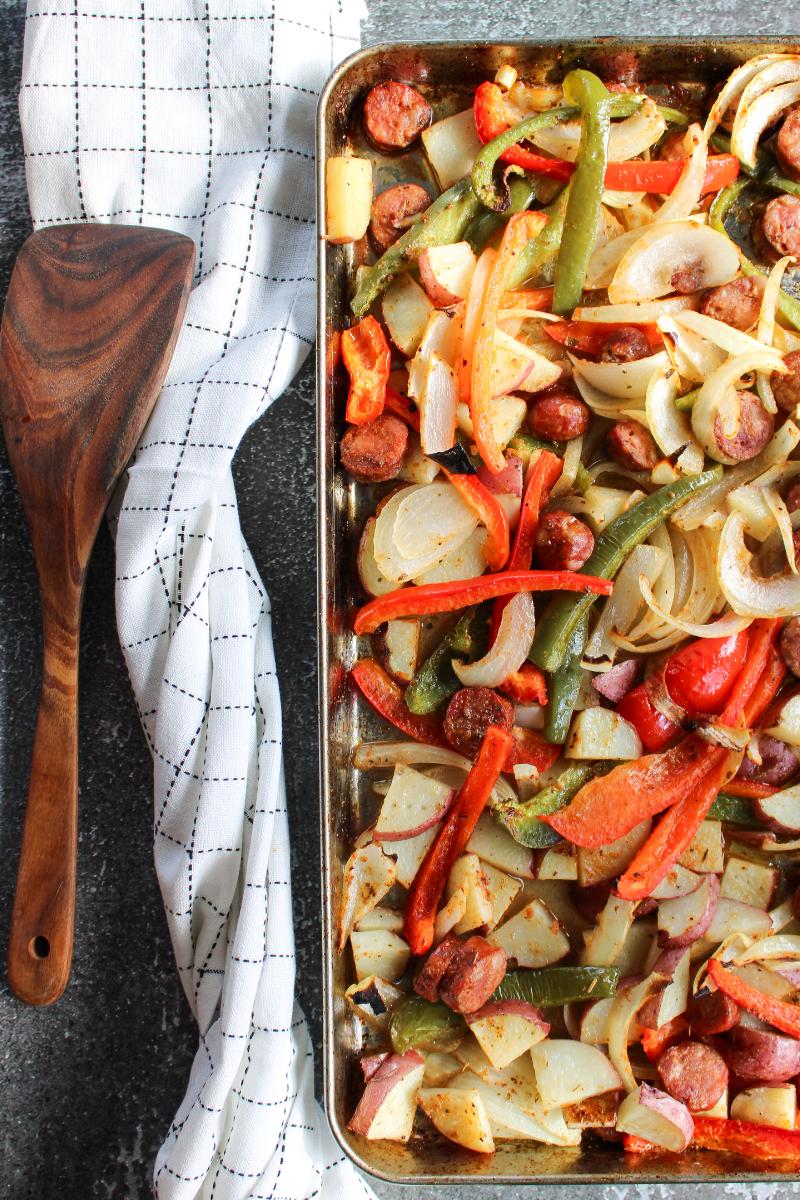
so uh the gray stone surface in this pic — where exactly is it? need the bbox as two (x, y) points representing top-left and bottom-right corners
(0, 1), (799, 1197)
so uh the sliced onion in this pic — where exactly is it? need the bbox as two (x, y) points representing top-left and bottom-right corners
(453, 592), (536, 688)
(733, 934), (800, 966)
(703, 53), (792, 138)
(656, 124), (708, 224)
(567, 350), (669, 400)
(573, 296), (702, 324)
(739, 57), (800, 113)
(351, 740), (518, 806)
(638, 573), (752, 640)
(609, 973), (667, 1092)
(719, 509), (800, 617)
(408, 309), (462, 401)
(644, 665), (689, 727)
(603, 188), (647, 209)
(627, 522), (677, 644)
(675, 309), (785, 361)
(514, 704), (545, 730)
(758, 255), (796, 414)
(764, 487), (797, 573)
(608, 221), (740, 304)
(571, 366), (647, 419)
(551, 434), (584, 499)
(419, 352), (458, 454)
(373, 483), (477, 582)
(659, 314), (726, 385)
(373, 790), (456, 841)
(582, 544), (665, 669)
(414, 526), (488, 586)
(690, 351), (788, 465)
(645, 360), (705, 476)
(673, 419), (800, 531)
(732, 79), (800, 169)
(532, 97), (665, 162)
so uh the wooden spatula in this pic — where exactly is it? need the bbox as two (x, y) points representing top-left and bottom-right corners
(0, 223), (195, 1005)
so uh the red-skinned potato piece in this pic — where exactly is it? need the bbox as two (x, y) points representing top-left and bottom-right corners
(418, 241), (477, 308)
(753, 786), (800, 836)
(348, 1050), (426, 1140)
(616, 1083), (695, 1153)
(656, 873), (720, 948)
(723, 1026), (800, 1084)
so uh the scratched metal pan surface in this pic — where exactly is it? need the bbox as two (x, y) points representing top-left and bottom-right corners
(316, 37), (800, 1185)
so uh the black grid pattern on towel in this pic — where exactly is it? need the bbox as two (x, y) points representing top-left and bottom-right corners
(19, 1), (372, 1197)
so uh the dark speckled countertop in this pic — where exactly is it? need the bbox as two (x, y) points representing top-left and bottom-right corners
(1, 2), (799, 1197)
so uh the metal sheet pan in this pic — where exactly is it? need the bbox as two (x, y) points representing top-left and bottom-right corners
(316, 37), (800, 1184)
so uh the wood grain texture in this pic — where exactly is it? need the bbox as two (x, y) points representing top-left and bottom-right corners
(0, 223), (195, 1005)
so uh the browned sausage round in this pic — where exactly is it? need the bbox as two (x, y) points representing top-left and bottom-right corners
(363, 82), (432, 152)
(670, 258), (705, 294)
(369, 183), (430, 252)
(780, 617), (800, 678)
(699, 275), (765, 331)
(438, 935), (507, 1014)
(535, 510), (595, 572)
(413, 932), (461, 1002)
(657, 1040), (729, 1111)
(340, 414), (409, 483)
(688, 988), (740, 1035)
(787, 480), (800, 513)
(444, 687), (514, 759)
(713, 390), (774, 462)
(777, 106), (800, 179)
(529, 389), (590, 441)
(659, 129), (688, 162)
(736, 733), (799, 788)
(606, 420), (659, 471)
(762, 194), (800, 258)
(771, 350), (800, 413)
(600, 325), (653, 363)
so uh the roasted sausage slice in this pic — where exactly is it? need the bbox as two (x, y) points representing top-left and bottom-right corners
(444, 687), (514, 759)
(535, 511), (595, 572)
(657, 1040), (729, 1111)
(340, 414), (409, 483)
(671, 258), (705, 294)
(438, 936), (507, 1014)
(699, 275), (765, 331)
(762, 194), (800, 258)
(529, 388), (590, 441)
(600, 326), (653, 363)
(363, 81), (432, 152)
(369, 183), (430, 252)
(688, 988), (740, 1036)
(413, 933), (462, 1002)
(777, 105), (800, 179)
(771, 350), (800, 413)
(781, 617), (800, 679)
(712, 390), (773, 463)
(606, 420), (659, 472)
(736, 733), (799, 788)
(786, 480), (800, 513)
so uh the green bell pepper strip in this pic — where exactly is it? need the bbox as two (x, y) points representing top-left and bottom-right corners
(530, 467), (724, 674)
(552, 71), (612, 316)
(710, 178), (800, 333)
(351, 177), (481, 317)
(709, 130), (770, 179)
(463, 176), (561, 254)
(543, 614), (590, 745)
(494, 758), (613, 847)
(506, 432), (591, 493)
(707, 792), (761, 826)
(506, 188), (569, 289)
(389, 995), (466, 1054)
(405, 608), (485, 715)
(675, 386), (700, 412)
(492, 965), (621, 1007)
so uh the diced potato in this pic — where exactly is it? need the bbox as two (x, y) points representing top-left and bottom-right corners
(422, 1051), (462, 1087)
(697, 1086), (728, 1120)
(563, 1092), (620, 1128)
(581, 895), (637, 967)
(418, 241), (477, 308)
(705, 897), (772, 943)
(651, 864), (703, 900)
(577, 819), (652, 887)
(488, 898), (570, 968)
(418, 1087), (495, 1153)
(467, 1005), (548, 1069)
(480, 861), (523, 931)
(355, 907), (404, 934)
(434, 888), (467, 944)
(613, 918), (658, 981)
(325, 156), (372, 243)
(349, 1052), (424, 1140)
(732, 961), (797, 1001)
(382, 274), (434, 357)
(523, 879), (589, 943)
(731, 1084), (797, 1129)
(720, 856), (778, 911)
(376, 618), (420, 685)
(565, 708), (643, 761)
(537, 843), (578, 881)
(467, 810), (534, 878)
(397, 436), (441, 485)
(338, 842), (397, 950)
(350, 929), (410, 982)
(649, 949), (691, 1028)
(615, 1084), (693, 1152)
(375, 765), (453, 886)
(447, 853), (493, 934)
(452, 1071), (581, 1145)
(422, 108), (485, 190)
(580, 995), (644, 1046)
(457, 395), (528, 451)
(678, 819), (724, 874)
(530, 1041), (623, 1110)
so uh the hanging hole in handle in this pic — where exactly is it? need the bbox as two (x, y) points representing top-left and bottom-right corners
(29, 935), (50, 959)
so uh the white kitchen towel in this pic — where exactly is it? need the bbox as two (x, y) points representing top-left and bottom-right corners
(19, 2), (376, 1198)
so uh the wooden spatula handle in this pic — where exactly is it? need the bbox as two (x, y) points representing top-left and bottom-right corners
(8, 597), (80, 1005)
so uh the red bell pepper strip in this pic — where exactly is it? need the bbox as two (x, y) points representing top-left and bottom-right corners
(720, 617), (783, 724)
(342, 315), (391, 425)
(707, 957), (800, 1040)
(616, 683), (681, 752)
(499, 287), (555, 312)
(350, 659), (449, 748)
(442, 468), (510, 572)
(499, 663), (548, 705)
(472, 210), (549, 474)
(544, 320), (663, 358)
(473, 82), (740, 195)
(625, 1119), (800, 1162)
(403, 724), (513, 955)
(353, 569), (613, 636)
(723, 779), (780, 799)
(508, 726), (561, 774)
(641, 1014), (689, 1063)
(384, 386), (420, 432)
